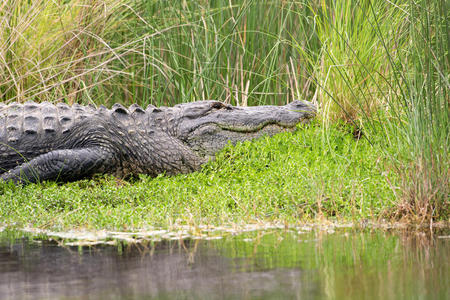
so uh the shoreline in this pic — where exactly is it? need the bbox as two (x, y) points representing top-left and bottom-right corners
(2, 220), (448, 246)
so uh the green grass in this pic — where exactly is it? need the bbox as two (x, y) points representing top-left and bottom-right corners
(325, 0), (449, 222)
(310, 0), (408, 123)
(390, 0), (449, 222)
(0, 0), (320, 106)
(0, 123), (395, 231)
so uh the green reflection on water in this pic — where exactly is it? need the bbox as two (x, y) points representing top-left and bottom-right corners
(0, 228), (448, 300)
(209, 229), (449, 300)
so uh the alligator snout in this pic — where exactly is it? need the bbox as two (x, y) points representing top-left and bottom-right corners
(285, 100), (317, 116)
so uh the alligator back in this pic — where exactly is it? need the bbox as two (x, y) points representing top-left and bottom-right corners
(0, 101), (149, 175)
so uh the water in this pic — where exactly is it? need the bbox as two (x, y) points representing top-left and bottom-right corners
(0, 228), (448, 300)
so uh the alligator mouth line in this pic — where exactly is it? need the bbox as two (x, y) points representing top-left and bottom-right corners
(216, 120), (297, 133)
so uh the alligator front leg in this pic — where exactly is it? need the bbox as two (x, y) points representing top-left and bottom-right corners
(0, 147), (115, 184)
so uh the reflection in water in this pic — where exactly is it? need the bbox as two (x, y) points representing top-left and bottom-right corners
(0, 235), (318, 300)
(0, 228), (448, 300)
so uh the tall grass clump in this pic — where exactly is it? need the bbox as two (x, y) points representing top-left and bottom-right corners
(0, 0), (136, 104)
(306, 0), (448, 222)
(0, 0), (323, 107)
(121, 0), (320, 107)
(389, 0), (449, 222)
(309, 0), (408, 124)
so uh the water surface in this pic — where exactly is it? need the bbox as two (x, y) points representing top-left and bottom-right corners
(0, 228), (448, 299)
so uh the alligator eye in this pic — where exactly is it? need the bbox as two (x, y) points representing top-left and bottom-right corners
(211, 102), (224, 109)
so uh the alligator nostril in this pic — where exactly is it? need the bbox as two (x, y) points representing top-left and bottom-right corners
(288, 100), (306, 108)
(211, 102), (224, 109)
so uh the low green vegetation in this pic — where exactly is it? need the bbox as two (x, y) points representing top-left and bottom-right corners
(0, 123), (396, 230)
(0, 0), (448, 227)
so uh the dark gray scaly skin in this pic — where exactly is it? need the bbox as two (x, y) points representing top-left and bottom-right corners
(0, 100), (316, 184)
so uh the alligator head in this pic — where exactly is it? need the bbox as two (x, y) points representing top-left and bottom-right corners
(160, 100), (316, 160)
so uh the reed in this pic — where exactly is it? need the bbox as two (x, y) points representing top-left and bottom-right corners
(389, 0), (449, 222)
(0, 0), (135, 104)
(308, 0), (449, 221)
(121, 0), (320, 106)
(309, 0), (408, 124)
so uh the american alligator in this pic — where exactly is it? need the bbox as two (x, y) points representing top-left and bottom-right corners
(0, 100), (316, 184)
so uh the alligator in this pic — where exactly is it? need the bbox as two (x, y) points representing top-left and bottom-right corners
(0, 100), (316, 184)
